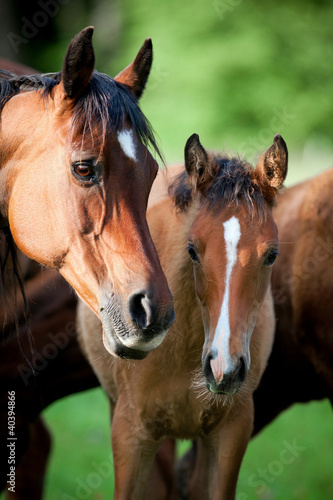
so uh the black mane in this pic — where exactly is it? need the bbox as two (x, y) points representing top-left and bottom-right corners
(169, 155), (268, 217)
(0, 69), (163, 161)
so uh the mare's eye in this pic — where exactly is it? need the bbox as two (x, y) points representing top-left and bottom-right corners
(264, 249), (279, 267)
(72, 160), (99, 184)
(187, 244), (200, 263)
(75, 164), (93, 177)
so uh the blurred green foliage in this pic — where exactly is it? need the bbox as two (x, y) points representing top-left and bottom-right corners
(106, 0), (333, 176)
(3, 0), (332, 177)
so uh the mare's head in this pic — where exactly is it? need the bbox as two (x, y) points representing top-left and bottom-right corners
(0, 28), (174, 359)
(171, 134), (288, 394)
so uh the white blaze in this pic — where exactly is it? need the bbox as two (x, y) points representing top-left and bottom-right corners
(212, 216), (241, 372)
(117, 129), (137, 162)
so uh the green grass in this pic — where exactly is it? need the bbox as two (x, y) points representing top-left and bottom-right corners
(43, 389), (113, 500)
(40, 390), (332, 499)
(238, 400), (333, 499)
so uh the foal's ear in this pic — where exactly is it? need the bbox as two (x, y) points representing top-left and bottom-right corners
(114, 38), (153, 99)
(258, 134), (288, 190)
(61, 26), (95, 100)
(185, 134), (214, 192)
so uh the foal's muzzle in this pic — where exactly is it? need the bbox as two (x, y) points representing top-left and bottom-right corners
(100, 290), (174, 359)
(203, 352), (248, 395)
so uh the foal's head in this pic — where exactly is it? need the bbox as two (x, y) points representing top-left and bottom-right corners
(171, 134), (288, 394)
(0, 28), (174, 358)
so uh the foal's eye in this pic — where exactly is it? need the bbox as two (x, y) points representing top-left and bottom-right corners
(72, 160), (99, 184)
(187, 244), (200, 263)
(264, 249), (279, 267)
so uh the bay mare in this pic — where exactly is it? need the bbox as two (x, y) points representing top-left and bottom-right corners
(78, 134), (288, 499)
(0, 28), (173, 360)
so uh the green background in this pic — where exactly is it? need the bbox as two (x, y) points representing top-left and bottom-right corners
(43, 390), (332, 499)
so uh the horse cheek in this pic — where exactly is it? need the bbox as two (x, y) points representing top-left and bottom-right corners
(8, 178), (68, 268)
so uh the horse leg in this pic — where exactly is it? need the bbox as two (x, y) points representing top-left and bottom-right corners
(6, 417), (51, 500)
(185, 401), (254, 500)
(175, 441), (197, 498)
(111, 396), (162, 500)
(145, 438), (178, 500)
(209, 400), (254, 500)
(175, 438), (209, 500)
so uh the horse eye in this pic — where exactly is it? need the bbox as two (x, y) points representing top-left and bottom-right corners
(264, 249), (279, 267)
(187, 244), (200, 263)
(75, 164), (93, 177)
(72, 160), (98, 184)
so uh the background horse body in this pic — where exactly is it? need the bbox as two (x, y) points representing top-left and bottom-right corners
(78, 134), (288, 499)
(0, 27), (173, 359)
(253, 167), (333, 433)
(0, 266), (98, 499)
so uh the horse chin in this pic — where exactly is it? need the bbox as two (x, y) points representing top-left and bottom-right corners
(102, 330), (148, 360)
(206, 381), (241, 396)
(100, 303), (168, 359)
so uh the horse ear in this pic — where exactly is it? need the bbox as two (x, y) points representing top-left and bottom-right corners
(61, 27), (95, 100)
(185, 134), (212, 192)
(258, 134), (288, 190)
(114, 38), (153, 99)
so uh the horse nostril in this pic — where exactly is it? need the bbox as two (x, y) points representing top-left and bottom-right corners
(234, 356), (247, 384)
(203, 350), (215, 382)
(128, 291), (153, 329)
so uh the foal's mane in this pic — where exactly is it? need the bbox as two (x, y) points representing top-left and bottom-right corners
(170, 154), (275, 218)
(0, 69), (163, 161)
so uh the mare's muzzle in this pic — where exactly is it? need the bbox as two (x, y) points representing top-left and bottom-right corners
(100, 290), (174, 359)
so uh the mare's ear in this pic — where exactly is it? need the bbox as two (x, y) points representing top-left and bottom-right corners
(185, 134), (214, 192)
(61, 27), (95, 101)
(258, 134), (288, 190)
(114, 38), (153, 99)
